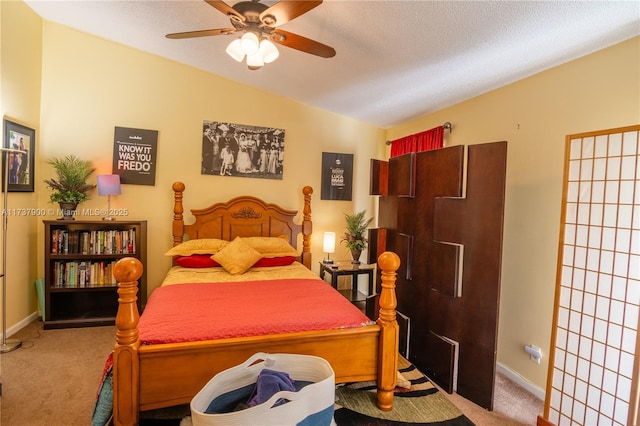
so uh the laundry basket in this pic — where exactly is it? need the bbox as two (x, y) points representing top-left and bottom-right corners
(190, 352), (335, 426)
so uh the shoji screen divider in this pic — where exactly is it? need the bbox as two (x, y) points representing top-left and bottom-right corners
(541, 125), (639, 426)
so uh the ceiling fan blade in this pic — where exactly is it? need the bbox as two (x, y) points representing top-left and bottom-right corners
(269, 29), (335, 58)
(166, 28), (236, 39)
(260, 0), (322, 27)
(204, 0), (245, 22)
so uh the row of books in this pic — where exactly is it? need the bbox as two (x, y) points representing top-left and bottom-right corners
(51, 229), (137, 255)
(51, 261), (118, 288)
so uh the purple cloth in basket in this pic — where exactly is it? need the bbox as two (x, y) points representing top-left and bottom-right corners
(247, 369), (296, 407)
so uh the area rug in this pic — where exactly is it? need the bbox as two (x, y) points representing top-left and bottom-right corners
(333, 357), (475, 426)
(138, 357), (474, 426)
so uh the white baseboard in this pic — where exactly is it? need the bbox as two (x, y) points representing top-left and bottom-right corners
(0, 311), (40, 340)
(496, 361), (546, 401)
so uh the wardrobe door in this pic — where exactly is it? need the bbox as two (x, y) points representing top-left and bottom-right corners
(375, 142), (507, 410)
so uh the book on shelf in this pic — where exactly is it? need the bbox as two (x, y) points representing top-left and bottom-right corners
(50, 228), (137, 255)
(52, 260), (117, 288)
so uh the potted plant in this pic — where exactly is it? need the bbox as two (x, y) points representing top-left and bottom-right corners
(341, 210), (373, 264)
(44, 155), (96, 220)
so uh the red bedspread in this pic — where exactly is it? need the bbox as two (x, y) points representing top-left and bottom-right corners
(138, 278), (373, 344)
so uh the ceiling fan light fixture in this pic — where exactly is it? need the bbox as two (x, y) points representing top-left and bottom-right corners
(166, 0), (335, 69)
(240, 32), (259, 55)
(259, 39), (279, 64)
(246, 52), (264, 70)
(225, 38), (245, 62)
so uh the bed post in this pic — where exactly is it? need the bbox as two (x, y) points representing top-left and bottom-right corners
(172, 182), (186, 246)
(113, 257), (144, 426)
(301, 186), (313, 269)
(376, 251), (400, 411)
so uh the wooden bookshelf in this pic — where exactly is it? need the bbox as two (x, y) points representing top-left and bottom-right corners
(43, 220), (147, 329)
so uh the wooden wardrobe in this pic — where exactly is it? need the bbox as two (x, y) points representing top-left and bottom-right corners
(369, 141), (507, 409)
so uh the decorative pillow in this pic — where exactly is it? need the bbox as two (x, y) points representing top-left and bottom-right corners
(241, 236), (298, 258)
(252, 256), (297, 268)
(175, 254), (221, 268)
(212, 237), (263, 275)
(164, 239), (228, 256)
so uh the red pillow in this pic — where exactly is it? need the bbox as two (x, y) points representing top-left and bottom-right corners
(175, 254), (220, 268)
(252, 256), (297, 268)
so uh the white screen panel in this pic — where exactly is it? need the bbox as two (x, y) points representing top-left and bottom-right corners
(582, 159), (594, 181)
(548, 128), (640, 426)
(607, 157), (621, 180)
(622, 132), (638, 155)
(576, 225), (589, 246)
(609, 134), (622, 156)
(621, 156), (636, 179)
(621, 327), (637, 353)
(592, 181), (605, 202)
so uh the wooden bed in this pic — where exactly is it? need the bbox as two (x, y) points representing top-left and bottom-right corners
(111, 182), (400, 426)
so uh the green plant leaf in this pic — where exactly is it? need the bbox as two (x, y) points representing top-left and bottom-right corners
(44, 155), (96, 204)
(341, 210), (373, 250)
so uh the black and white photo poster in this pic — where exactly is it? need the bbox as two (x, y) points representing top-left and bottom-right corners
(202, 120), (285, 180)
(321, 152), (353, 200)
(112, 126), (158, 185)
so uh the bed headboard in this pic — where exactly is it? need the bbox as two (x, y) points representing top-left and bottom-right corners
(171, 182), (313, 268)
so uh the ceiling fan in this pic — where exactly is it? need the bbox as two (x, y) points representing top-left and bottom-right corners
(166, 0), (336, 70)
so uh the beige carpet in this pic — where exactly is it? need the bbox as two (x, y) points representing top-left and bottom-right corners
(0, 319), (543, 425)
(443, 374), (543, 426)
(0, 320), (115, 426)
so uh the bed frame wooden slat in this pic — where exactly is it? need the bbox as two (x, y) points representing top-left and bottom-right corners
(111, 183), (399, 425)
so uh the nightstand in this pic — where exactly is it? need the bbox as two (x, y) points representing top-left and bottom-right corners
(319, 261), (375, 304)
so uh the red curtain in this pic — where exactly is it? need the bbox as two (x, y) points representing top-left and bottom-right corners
(389, 126), (444, 158)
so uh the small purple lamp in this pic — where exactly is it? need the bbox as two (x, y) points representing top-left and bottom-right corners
(97, 174), (121, 221)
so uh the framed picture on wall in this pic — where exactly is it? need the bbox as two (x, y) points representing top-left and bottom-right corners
(321, 152), (353, 200)
(2, 119), (35, 192)
(201, 121), (285, 180)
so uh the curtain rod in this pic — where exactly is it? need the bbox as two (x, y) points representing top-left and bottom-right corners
(385, 122), (452, 145)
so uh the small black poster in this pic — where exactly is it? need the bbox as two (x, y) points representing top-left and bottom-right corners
(321, 152), (353, 200)
(112, 126), (158, 186)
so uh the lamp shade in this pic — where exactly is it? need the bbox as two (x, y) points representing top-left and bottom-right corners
(259, 39), (279, 64)
(246, 52), (264, 70)
(226, 39), (245, 62)
(97, 174), (121, 196)
(322, 232), (336, 253)
(240, 32), (259, 55)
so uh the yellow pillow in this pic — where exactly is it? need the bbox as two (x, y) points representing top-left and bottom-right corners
(164, 239), (229, 256)
(212, 237), (263, 275)
(241, 236), (298, 258)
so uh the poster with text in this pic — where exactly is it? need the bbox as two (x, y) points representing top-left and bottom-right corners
(321, 152), (353, 200)
(112, 126), (158, 185)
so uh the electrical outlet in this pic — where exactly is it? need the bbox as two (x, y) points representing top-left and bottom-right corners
(530, 352), (541, 364)
(524, 344), (542, 364)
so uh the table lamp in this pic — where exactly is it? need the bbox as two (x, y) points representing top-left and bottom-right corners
(322, 231), (336, 264)
(97, 174), (121, 221)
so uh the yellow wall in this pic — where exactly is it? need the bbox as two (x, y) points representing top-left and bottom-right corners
(36, 23), (385, 300)
(387, 36), (640, 391)
(0, 0), (42, 332)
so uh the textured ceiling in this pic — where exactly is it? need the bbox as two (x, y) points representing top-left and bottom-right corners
(24, 0), (640, 128)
